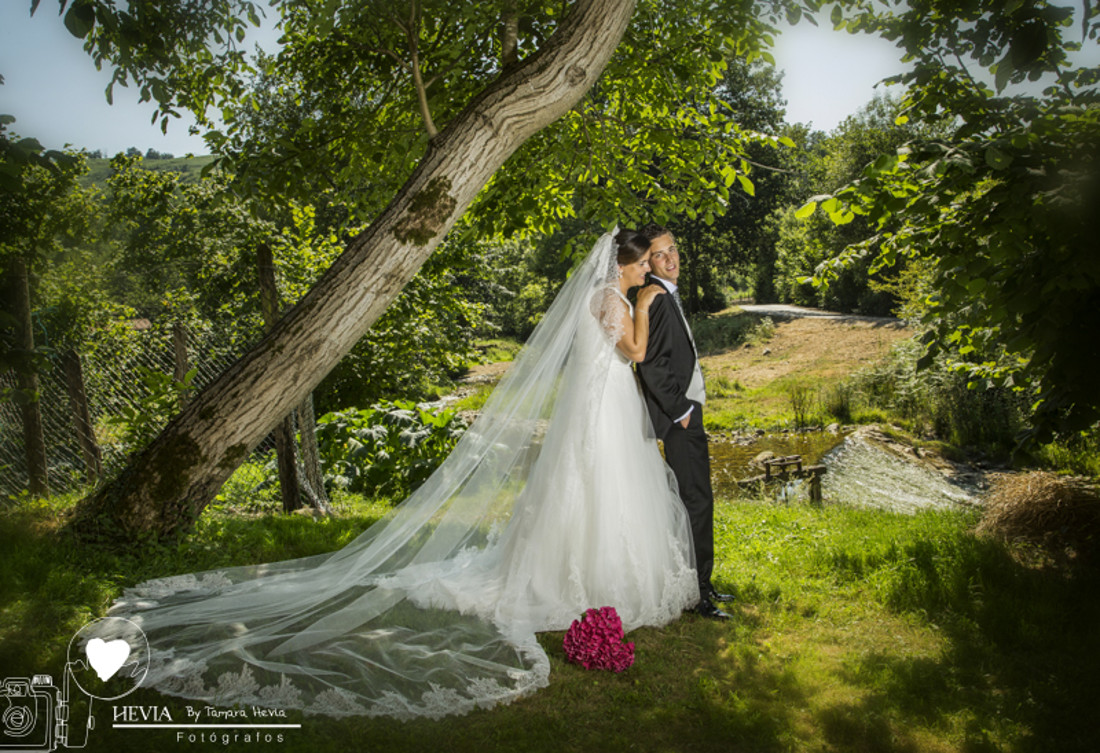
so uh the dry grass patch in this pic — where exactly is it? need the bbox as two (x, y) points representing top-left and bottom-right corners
(977, 471), (1100, 565)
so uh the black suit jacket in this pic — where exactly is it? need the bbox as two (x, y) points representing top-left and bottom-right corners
(636, 276), (698, 439)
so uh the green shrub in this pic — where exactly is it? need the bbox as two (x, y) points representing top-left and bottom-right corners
(315, 401), (467, 500)
(849, 338), (1025, 454)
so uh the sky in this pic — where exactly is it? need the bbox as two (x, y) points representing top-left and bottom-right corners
(0, 4), (1077, 157)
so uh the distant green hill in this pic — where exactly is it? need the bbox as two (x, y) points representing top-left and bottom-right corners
(82, 154), (218, 188)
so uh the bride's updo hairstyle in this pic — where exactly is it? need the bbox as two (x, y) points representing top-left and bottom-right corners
(614, 229), (650, 266)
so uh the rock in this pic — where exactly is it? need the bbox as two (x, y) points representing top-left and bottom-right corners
(762, 348), (771, 355)
(751, 450), (777, 468)
(826, 422), (840, 434)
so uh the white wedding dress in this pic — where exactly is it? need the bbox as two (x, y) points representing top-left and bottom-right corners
(103, 231), (698, 719)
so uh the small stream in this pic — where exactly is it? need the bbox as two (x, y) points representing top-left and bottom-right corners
(709, 430), (847, 497)
(710, 428), (980, 512)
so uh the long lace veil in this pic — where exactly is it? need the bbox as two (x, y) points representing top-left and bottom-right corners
(103, 229), (627, 719)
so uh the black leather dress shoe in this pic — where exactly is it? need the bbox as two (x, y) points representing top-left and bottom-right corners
(706, 587), (735, 603)
(692, 600), (731, 620)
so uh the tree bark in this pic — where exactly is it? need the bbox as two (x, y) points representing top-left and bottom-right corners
(62, 349), (102, 485)
(73, 0), (637, 541)
(296, 393), (330, 513)
(10, 256), (49, 498)
(257, 242), (303, 514)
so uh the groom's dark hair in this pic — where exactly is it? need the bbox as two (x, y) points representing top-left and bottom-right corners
(640, 223), (674, 243)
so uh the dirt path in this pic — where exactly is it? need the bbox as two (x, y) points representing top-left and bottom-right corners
(703, 315), (911, 390)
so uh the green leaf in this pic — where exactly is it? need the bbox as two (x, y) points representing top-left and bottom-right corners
(794, 201), (817, 219)
(984, 146), (1013, 170)
(63, 0), (96, 39)
(736, 173), (755, 196)
(830, 5), (843, 28)
(993, 54), (1016, 91)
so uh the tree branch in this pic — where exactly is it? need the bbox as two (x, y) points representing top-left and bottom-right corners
(502, 0), (519, 69)
(404, 1), (438, 138)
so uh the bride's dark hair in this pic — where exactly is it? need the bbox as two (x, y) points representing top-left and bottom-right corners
(614, 229), (651, 266)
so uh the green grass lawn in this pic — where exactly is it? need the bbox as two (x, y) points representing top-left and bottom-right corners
(2, 489), (1096, 752)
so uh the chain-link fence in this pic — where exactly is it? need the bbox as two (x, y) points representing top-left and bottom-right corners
(0, 320), (276, 499)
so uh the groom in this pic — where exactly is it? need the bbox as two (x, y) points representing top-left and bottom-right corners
(636, 224), (732, 620)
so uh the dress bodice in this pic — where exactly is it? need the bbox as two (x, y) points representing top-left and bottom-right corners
(610, 289), (634, 367)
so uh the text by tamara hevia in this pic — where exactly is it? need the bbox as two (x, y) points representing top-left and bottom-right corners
(186, 705), (288, 721)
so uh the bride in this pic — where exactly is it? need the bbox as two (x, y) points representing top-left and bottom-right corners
(106, 228), (699, 719)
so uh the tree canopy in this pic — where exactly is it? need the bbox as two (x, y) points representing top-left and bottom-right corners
(802, 0), (1100, 441)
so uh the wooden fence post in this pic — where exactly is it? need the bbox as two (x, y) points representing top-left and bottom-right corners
(10, 256), (49, 497)
(172, 321), (192, 407)
(62, 349), (101, 485)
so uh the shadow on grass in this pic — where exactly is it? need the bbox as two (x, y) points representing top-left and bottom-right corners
(827, 532), (1100, 753)
(85, 615), (816, 753)
(0, 503), (383, 677)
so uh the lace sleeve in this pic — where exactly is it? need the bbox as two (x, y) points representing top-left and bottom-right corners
(589, 286), (629, 344)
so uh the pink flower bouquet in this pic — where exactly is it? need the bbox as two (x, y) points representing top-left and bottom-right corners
(562, 606), (635, 672)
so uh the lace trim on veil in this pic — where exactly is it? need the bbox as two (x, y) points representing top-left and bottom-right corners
(144, 639), (550, 720)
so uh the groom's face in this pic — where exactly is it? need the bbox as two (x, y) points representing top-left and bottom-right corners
(648, 233), (680, 284)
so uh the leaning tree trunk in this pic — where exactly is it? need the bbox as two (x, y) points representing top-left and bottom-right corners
(73, 0), (637, 541)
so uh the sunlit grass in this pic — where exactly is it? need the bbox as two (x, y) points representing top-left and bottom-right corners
(452, 382), (496, 413)
(476, 338), (523, 363)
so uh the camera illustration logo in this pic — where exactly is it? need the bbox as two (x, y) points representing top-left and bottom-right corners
(1, 617), (149, 751)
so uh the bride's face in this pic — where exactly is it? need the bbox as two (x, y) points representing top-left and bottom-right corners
(619, 251), (652, 289)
